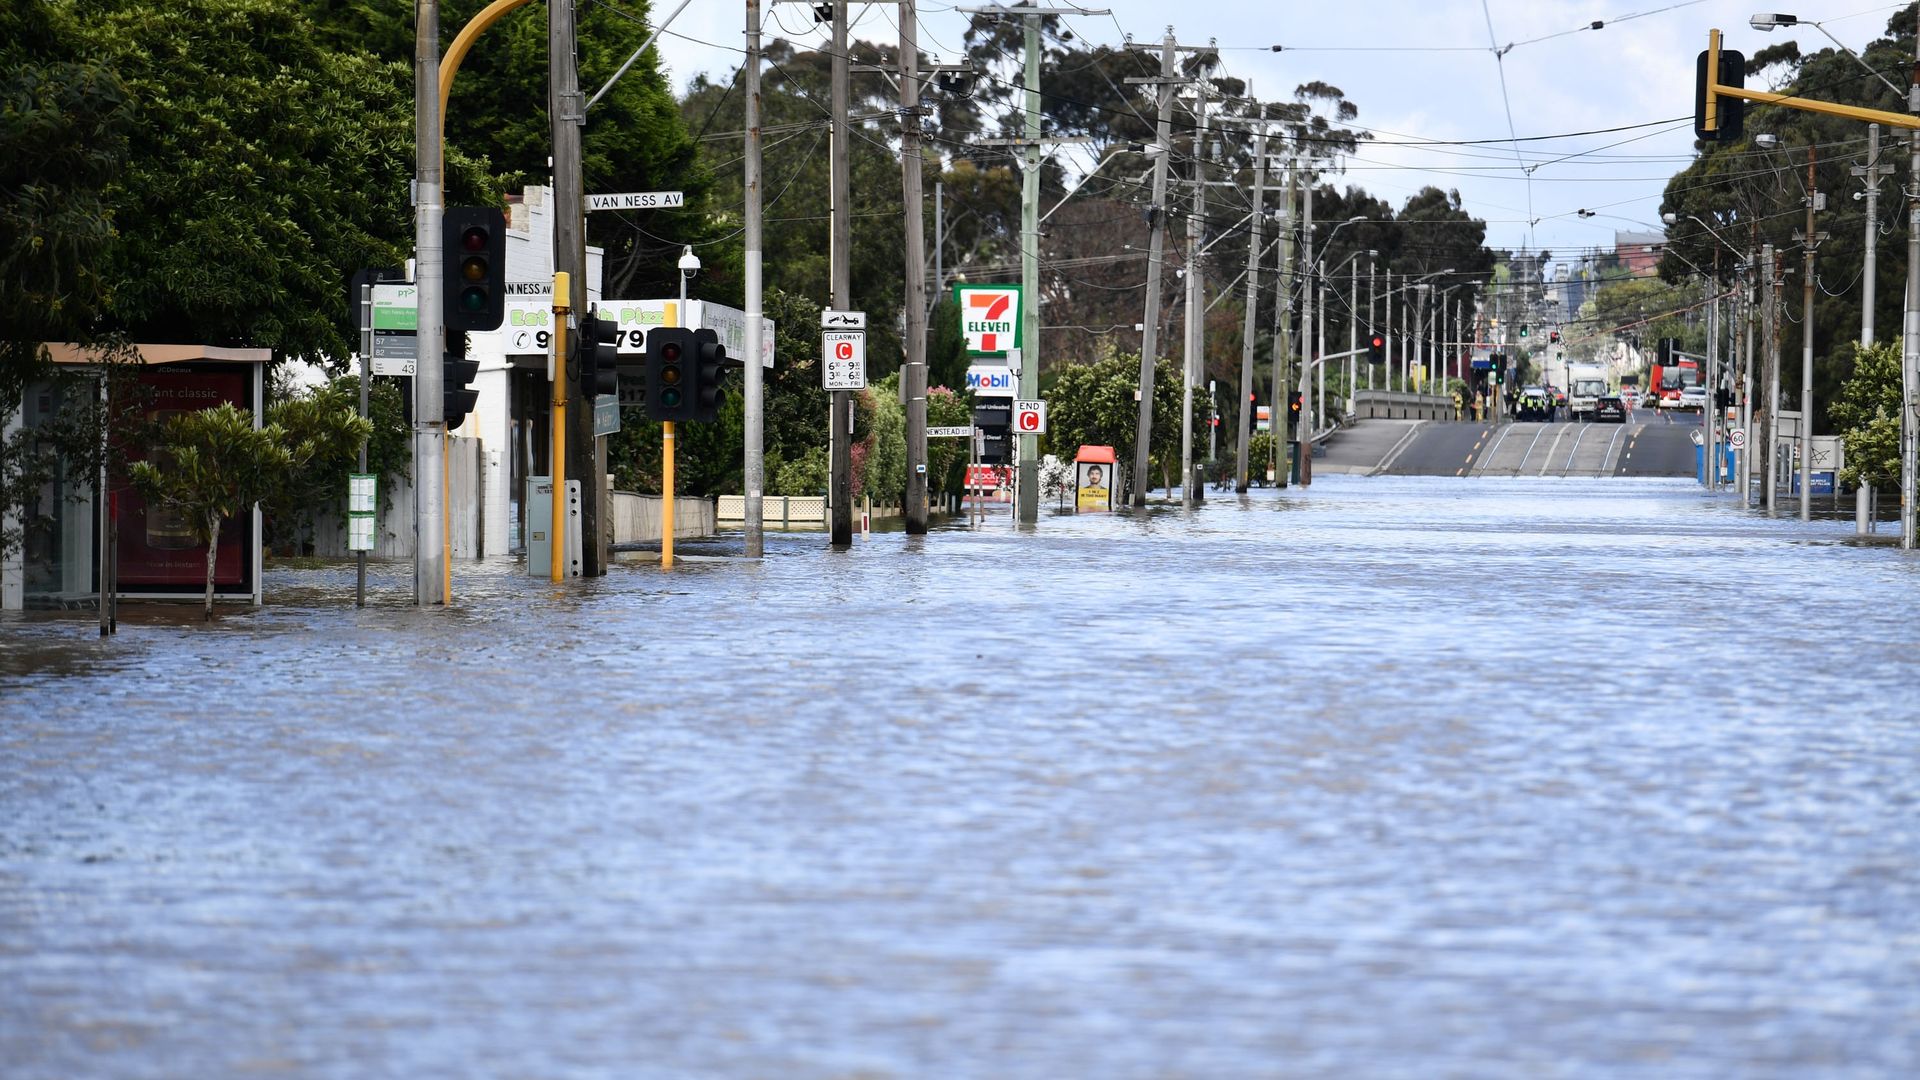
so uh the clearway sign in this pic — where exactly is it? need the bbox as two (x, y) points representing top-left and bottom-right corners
(955, 283), (1022, 355)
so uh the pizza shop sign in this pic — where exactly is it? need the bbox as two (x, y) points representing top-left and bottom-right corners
(955, 283), (1022, 355)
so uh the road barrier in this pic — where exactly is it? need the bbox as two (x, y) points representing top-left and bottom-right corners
(1351, 390), (1454, 422)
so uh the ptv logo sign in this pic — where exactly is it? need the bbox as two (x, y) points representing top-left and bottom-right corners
(957, 285), (1020, 354)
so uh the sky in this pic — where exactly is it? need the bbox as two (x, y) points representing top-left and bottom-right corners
(647, 1), (1910, 267)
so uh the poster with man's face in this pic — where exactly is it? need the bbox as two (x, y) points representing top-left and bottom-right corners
(1076, 462), (1111, 512)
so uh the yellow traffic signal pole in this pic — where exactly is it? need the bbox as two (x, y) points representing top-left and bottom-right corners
(662, 302), (680, 569)
(1700, 27), (1920, 532)
(552, 273), (571, 581)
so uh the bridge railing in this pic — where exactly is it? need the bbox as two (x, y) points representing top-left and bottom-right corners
(1351, 390), (1455, 422)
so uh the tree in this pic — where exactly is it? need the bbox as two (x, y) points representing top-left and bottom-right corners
(263, 380), (377, 554)
(77, 0), (492, 365)
(1831, 339), (1900, 489)
(1043, 346), (1184, 495)
(129, 404), (296, 618)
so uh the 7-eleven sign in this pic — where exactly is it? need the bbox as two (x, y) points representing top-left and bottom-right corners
(955, 283), (1022, 355)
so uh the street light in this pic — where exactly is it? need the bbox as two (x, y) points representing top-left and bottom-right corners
(1751, 13), (1904, 96)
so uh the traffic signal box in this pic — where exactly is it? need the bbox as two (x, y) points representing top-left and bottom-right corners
(1491, 354), (1507, 385)
(1367, 330), (1386, 364)
(1694, 32), (1746, 142)
(580, 311), (622, 400)
(645, 327), (694, 422)
(1287, 391), (1303, 435)
(444, 352), (479, 429)
(691, 328), (731, 423)
(443, 207), (506, 334)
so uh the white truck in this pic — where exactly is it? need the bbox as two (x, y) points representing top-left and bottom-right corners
(1566, 363), (1609, 422)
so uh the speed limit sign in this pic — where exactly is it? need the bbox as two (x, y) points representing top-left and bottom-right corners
(1013, 399), (1047, 435)
(1728, 428), (1747, 450)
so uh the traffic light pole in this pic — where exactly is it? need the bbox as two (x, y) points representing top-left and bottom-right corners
(551, 272), (570, 582)
(413, 0), (447, 606)
(550, 0), (599, 574)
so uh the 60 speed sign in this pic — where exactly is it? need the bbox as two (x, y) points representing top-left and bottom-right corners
(1012, 399), (1047, 435)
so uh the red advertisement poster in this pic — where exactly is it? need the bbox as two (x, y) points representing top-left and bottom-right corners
(116, 367), (253, 589)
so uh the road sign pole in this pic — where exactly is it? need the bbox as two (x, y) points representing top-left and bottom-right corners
(413, 0), (446, 606)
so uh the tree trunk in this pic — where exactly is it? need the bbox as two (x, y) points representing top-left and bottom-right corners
(203, 513), (221, 621)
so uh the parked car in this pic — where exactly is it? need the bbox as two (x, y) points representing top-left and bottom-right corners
(1678, 385), (1708, 411)
(1594, 395), (1627, 423)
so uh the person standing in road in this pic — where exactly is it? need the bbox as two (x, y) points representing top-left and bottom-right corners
(1451, 387), (1463, 421)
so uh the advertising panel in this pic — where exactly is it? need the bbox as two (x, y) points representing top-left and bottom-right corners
(117, 366), (254, 591)
(1076, 461), (1113, 512)
(954, 284), (1022, 355)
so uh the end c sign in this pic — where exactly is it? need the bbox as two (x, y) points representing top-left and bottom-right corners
(1012, 399), (1047, 435)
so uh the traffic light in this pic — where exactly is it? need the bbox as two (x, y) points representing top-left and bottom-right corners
(579, 311), (621, 400)
(644, 327), (696, 422)
(1694, 34), (1746, 142)
(1657, 337), (1675, 365)
(1287, 391), (1303, 434)
(689, 328), (731, 423)
(1549, 329), (1560, 344)
(1519, 323), (1529, 339)
(1491, 354), (1506, 385)
(443, 207), (506, 334)
(1367, 330), (1386, 363)
(444, 351), (480, 429)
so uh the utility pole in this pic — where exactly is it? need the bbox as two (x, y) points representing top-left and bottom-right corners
(1233, 119), (1268, 494)
(1269, 150), (1295, 487)
(1122, 29), (1184, 504)
(1180, 78), (1209, 507)
(1903, 43), (1920, 549)
(413, 0), (445, 606)
(1706, 246), (1720, 489)
(828, 0), (852, 547)
(1798, 148), (1822, 521)
(1740, 241), (1756, 502)
(1765, 242), (1781, 515)
(1297, 177), (1313, 485)
(743, 0), (765, 557)
(1855, 123), (1894, 347)
(964, 5), (1110, 519)
(1017, 9), (1042, 523)
(900, 0), (929, 533)
(553, 0), (597, 574)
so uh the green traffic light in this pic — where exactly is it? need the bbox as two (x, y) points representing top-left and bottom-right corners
(460, 287), (486, 312)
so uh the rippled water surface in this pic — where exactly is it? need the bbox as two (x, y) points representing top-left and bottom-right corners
(4, 478), (1918, 1078)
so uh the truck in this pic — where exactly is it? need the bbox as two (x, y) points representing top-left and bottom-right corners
(1566, 363), (1610, 422)
(1649, 358), (1699, 409)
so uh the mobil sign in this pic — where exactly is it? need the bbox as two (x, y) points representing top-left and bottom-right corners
(965, 364), (1016, 398)
(955, 283), (1022, 355)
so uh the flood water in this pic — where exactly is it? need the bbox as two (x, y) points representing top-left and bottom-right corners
(4, 477), (1918, 1077)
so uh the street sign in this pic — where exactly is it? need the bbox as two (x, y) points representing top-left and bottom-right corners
(927, 425), (972, 438)
(1012, 399), (1047, 435)
(1728, 428), (1747, 450)
(593, 394), (620, 437)
(822, 330), (866, 390)
(586, 191), (685, 211)
(821, 309), (866, 329)
(370, 283), (418, 376)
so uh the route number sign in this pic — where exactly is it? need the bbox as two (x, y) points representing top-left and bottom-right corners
(1012, 399), (1047, 435)
(823, 330), (866, 390)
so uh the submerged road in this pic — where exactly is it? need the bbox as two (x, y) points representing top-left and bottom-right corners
(3, 477), (1915, 1077)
